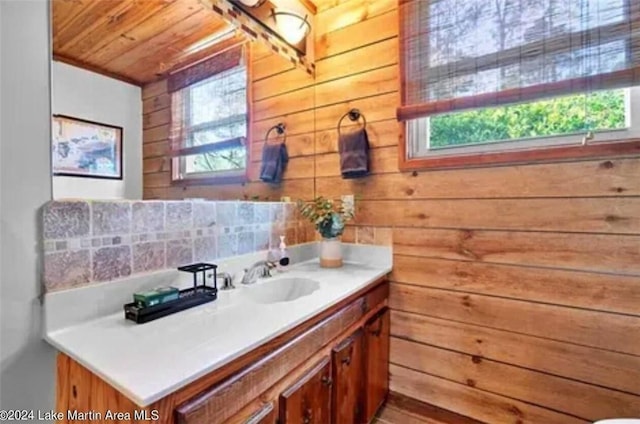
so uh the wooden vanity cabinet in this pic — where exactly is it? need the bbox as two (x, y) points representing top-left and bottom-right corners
(56, 279), (389, 424)
(279, 357), (333, 424)
(331, 329), (364, 424)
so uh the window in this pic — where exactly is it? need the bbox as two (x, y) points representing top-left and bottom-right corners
(399, 0), (640, 169)
(410, 87), (640, 157)
(169, 46), (248, 183)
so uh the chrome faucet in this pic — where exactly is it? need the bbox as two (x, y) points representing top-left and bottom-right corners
(241, 260), (276, 285)
(208, 271), (235, 290)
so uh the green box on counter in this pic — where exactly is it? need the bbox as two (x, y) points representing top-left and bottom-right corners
(133, 287), (180, 308)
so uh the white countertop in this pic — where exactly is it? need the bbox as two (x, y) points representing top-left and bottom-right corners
(44, 243), (391, 407)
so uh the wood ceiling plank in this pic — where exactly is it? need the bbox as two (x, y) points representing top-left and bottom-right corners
(52, 0), (92, 42)
(146, 33), (246, 82)
(105, 9), (224, 81)
(54, 0), (132, 53)
(129, 19), (236, 82)
(82, 0), (204, 67)
(72, 0), (175, 61)
(133, 17), (235, 80)
(52, 0), (301, 85)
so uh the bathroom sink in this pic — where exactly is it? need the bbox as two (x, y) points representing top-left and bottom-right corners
(246, 278), (320, 304)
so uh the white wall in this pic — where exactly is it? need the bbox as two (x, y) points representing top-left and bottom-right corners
(0, 0), (55, 418)
(52, 61), (143, 200)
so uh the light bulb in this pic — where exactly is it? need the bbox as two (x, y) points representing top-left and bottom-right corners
(273, 8), (309, 45)
(239, 0), (262, 6)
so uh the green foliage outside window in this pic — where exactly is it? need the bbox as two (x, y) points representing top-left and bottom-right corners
(429, 89), (627, 148)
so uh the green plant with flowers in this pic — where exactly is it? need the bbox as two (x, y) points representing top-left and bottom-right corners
(297, 196), (355, 239)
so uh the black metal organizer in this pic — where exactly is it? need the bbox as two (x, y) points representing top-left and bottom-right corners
(124, 263), (218, 324)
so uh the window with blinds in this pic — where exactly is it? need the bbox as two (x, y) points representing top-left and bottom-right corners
(399, 0), (640, 169)
(169, 46), (249, 183)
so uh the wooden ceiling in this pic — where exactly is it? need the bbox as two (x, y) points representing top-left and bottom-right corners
(52, 0), (248, 86)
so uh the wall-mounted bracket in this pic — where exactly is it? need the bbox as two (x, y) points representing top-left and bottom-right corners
(201, 0), (315, 76)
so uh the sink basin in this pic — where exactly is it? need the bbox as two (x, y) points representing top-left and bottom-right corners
(246, 278), (320, 304)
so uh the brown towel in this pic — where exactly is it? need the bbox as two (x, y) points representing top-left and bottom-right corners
(339, 128), (370, 179)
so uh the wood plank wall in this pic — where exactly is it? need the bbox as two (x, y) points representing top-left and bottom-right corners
(141, 43), (317, 202)
(142, 0), (640, 422)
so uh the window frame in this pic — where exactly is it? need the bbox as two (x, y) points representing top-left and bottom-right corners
(171, 49), (252, 186)
(410, 87), (640, 153)
(398, 0), (640, 171)
(399, 127), (640, 172)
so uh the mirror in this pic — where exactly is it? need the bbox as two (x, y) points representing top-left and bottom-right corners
(50, 0), (314, 201)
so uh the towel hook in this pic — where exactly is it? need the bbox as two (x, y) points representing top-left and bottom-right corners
(337, 108), (367, 135)
(265, 122), (286, 144)
(348, 109), (361, 121)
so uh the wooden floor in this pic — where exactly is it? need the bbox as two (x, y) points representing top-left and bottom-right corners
(375, 393), (483, 424)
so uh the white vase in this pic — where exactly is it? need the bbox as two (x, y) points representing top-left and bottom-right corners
(319, 237), (343, 268)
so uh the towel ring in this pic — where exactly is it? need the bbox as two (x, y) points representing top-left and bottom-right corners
(265, 122), (286, 144)
(337, 109), (366, 135)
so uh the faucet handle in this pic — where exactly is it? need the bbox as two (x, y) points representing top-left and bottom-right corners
(241, 267), (252, 285)
(217, 272), (235, 290)
(263, 261), (277, 277)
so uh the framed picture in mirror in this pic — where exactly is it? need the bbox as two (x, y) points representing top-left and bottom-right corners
(52, 115), (123, 180)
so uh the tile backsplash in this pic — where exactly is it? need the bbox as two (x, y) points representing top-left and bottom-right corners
(42, 200), (314, 292)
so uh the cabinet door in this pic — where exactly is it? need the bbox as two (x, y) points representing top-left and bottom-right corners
(363, 308), (390, 422)
(332, 329), (364, 424)
(279, 357), (332, 424)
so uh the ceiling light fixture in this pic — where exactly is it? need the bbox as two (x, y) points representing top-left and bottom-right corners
(271, 8), (310, 45)
(238, 0), (267, 7)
